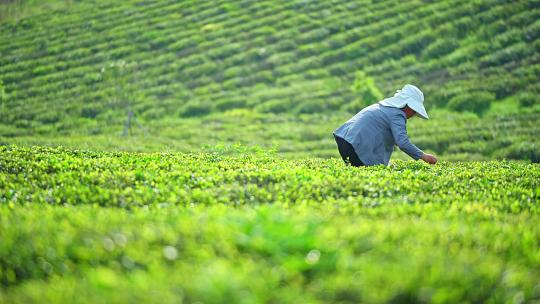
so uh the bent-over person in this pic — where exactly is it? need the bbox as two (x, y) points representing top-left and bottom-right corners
(333, 84), (437, 166)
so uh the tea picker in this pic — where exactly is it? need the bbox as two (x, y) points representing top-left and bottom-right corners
(333, 84), (438, 166)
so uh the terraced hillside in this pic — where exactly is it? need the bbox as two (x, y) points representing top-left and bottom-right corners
(0, 0), (539, 160)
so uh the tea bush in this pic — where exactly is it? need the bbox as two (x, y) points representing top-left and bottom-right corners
(0, 145), (539, 303)
(447, 92), (494, 116)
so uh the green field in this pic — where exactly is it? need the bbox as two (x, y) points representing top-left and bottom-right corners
(1, 0), (540, 303)
(1, 0), (539, 160)
(1, 146), (539, 303)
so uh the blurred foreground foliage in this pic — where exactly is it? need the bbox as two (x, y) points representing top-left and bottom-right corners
(1, 146), (539, 303)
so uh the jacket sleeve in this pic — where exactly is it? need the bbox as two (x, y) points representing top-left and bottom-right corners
(389, 114), (424, 160)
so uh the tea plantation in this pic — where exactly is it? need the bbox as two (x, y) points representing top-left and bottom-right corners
(0, 0), (539, 160)
(1, 146), (539, 303)
(1, 0), (540, 303)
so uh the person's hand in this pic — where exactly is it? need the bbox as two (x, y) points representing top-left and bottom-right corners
(421, 153), (437, 165)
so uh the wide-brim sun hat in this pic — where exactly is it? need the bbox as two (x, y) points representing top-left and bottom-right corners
(379, 84), (429, 119)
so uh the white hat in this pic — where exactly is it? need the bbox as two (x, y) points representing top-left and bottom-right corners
(379, 84), (429, 119)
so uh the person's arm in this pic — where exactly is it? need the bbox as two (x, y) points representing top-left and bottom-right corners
(389, 113), (424, 161)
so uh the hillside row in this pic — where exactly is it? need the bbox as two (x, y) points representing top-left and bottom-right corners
(1, 110), (538, 162)
(1, 0), (539, 121)
(0, 0), (538, 161)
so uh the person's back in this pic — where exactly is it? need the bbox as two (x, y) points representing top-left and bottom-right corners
(333, 84), (437, 166)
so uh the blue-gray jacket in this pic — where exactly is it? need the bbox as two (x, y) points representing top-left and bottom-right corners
(333, 103), (424, 166)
